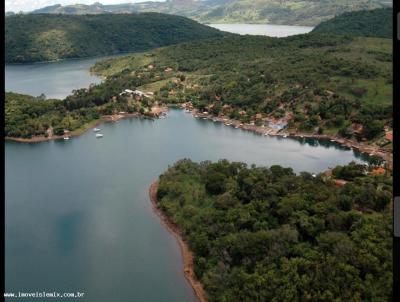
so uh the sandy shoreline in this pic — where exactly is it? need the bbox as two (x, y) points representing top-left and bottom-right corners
(190, 109), (393, 171)
(149, 181), (208, 302)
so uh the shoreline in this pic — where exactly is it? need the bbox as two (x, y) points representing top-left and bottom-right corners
(5, 112), (158, 143)
(6, 107), (392, 170)
(148, 181), (208, 302)
(189, 109), (393, 171)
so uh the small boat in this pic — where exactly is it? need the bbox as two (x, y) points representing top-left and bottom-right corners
(330, 139), (335, 142)
(93, 128), (101, 132)
(235, 126), (239, 129)
(283, 134), (288, 138)
(225, 123), (232, 126)
(96, 133), (103, 138)
(63, 136), (70, 140)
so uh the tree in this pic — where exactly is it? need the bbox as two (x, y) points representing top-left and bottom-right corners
(205, 171), (226, 195)
(363, 120), (384, 139)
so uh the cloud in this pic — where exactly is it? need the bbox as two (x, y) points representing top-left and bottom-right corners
(5, 0), (157, 12)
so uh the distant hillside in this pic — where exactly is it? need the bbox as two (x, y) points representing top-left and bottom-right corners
(312, 8), (392, 38)
(26, 0), (392, 26)
(5, 13), (224, 63)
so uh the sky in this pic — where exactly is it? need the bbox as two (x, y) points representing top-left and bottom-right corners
(5, 0), (161, 12)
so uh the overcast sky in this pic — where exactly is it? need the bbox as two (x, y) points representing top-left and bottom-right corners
(5, 0), (161, 12)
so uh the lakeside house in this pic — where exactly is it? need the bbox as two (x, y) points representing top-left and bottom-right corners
(385, 131), (393, 142)
(370, 167), (386, 176)
(119, 89), (153, 98)
(267, 120), (288, 131)
(334, 179), (348, 187)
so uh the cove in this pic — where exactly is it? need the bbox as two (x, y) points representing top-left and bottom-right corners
(5, 109), (368, 302)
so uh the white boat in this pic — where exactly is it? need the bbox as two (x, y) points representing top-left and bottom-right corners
(96, 133), (103, 138)
(283, 135), (288, 138)
(203, 117), (207, 120)
(93, 128), (101, 132)
(63, 136), (70, 140)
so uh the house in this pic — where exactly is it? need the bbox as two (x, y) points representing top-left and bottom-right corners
(268, 121), (288, 131)
(334, 179), (348, 187)
(255, 113), (263, 120)
(351, 123), (364, 134)
(164, 67), (173, 73)
(385, 131), (393, 142)
(370, 167), (386, 176)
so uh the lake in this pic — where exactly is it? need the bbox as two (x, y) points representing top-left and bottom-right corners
(5, 54), (125, 100)
(5, 22), (363, 302)
(208, 24), (313, 37)
(5, 110), (368, 302)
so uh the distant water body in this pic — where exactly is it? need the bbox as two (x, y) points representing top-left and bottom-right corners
(5, 54), (125, 99)
(208, 23), (314, 37)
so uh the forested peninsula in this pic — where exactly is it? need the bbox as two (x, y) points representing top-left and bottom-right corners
(5, 13), (225, 63)
(154, 159), (392, 301)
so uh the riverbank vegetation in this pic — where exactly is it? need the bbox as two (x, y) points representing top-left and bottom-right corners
(156, 159), (392, 301)
(92, 32), (392, 145)
(5, 13), (225, 63)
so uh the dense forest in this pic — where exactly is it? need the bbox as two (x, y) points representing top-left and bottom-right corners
(92, 32), (392, 144)
(156, 159), (392, 301)
(312, 8), (392, 38)
(5, 13), (224, 63)
(25, 0), (391, 26)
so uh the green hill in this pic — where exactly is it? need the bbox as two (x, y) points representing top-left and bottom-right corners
(91, 33), (392, 143)
(25, 0), (392, 26)
(312, 8), (393, 38)
(5, 13), (224, 63)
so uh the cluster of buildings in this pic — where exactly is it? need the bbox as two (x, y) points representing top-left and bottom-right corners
(119, 89), (154, 99)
